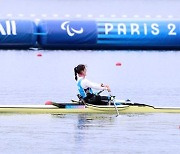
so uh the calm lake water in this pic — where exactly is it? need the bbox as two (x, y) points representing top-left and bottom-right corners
(1, 0), (180, 153)
(0, 50), (180, 153)
(1, 0), (180, 19)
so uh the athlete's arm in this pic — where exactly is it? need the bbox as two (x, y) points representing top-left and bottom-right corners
(81, 79), (110, 91)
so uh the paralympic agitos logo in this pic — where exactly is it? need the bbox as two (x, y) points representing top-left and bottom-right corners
(61, 21), (84, 37)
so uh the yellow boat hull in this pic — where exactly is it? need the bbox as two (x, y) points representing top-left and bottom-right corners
(0, 104), (180, 114)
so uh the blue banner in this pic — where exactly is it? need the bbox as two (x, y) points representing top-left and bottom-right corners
(0, 20), (37, 48)
(0, 19), (180, 49)
(38, 20), (180, 49)
(97, 21), (180, 47)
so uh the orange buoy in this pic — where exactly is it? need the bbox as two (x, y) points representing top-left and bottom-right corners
(116, 62), (122, 66)
(37, 53), (42, 57)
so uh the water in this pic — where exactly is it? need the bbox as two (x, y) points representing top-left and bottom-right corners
(1, 114), (180, 154)
(0, 50), (180, 153)
(0, 0), (180, 19)
(0, 51), (179, 105)
(1, 0), (180, 152)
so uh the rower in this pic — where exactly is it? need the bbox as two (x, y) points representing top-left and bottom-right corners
(74, 64), (111, 105)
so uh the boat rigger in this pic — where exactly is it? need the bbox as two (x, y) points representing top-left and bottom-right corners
(0, 100), (180, 114)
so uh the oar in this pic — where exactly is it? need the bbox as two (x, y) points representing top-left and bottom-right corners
(97, 89), (105, 95)
(97, 90), (120, 116)
(109, 92), (120, 117)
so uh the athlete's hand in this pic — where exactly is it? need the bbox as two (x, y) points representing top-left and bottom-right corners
(104, 85), (111, 92)
(101, 84), (111, 92)
(107, 86), (111, 92)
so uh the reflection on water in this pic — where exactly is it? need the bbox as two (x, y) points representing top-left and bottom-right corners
(52, 114), (116, 129)
(76, 114), (115, 129)
(0, 113), (180, 153)
(51, 113), (180, 153)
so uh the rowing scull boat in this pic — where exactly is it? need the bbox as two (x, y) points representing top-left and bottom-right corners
(0, 100), (180, 114)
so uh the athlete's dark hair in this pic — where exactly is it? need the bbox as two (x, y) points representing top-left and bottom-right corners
(74, 64), (86, 81)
